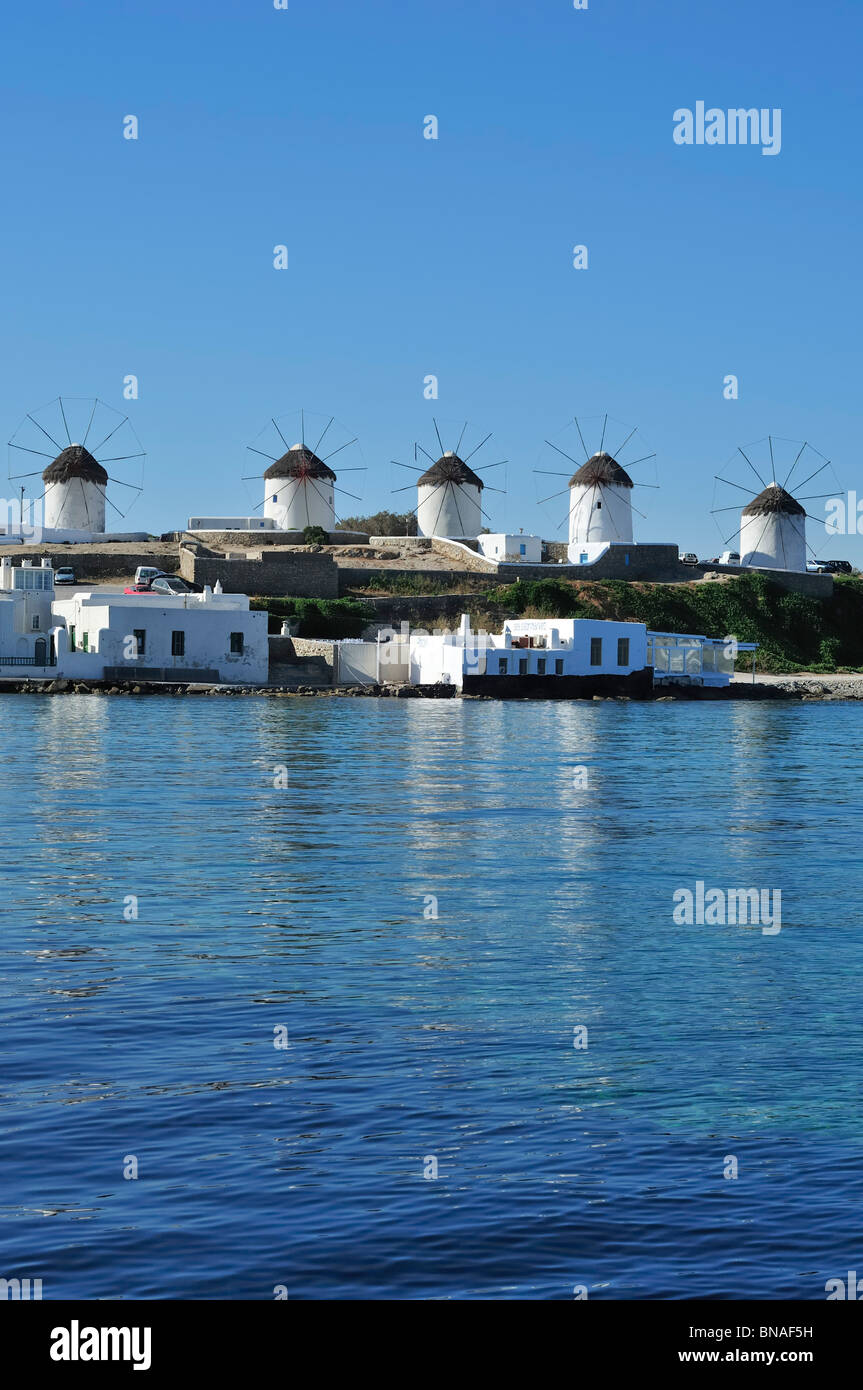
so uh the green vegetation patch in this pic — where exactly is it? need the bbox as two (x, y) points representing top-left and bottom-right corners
(486, 573), (863, 673)
(251, 596), (374, 638)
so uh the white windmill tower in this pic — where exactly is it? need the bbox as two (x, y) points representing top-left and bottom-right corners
(391, 419), (506, 538)
(535, 415), (656, 561)
(712, 437), (840, 573)
(739, 484), (807, 570)
(264, 445), (337, 532)
(244, 411), (365, 535)
(8, 398), (145, 537)
(42, 444), (109, 531)
(567, 452), (635, 551)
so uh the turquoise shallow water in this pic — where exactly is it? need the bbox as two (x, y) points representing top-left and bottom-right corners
(1, 693), (861, 1299)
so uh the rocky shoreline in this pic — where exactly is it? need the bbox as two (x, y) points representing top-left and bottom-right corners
(1, 675), (862, 700)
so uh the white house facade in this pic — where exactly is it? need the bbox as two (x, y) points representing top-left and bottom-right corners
(477, 533), (542, 563)
(0, 558), (57, 674)
(336, 614), (756, 691)
(50, 590), (269, 684)
(407, 615), (648, 688)
(0, 559), (268, 684)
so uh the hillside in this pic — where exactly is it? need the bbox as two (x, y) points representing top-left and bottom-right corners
(255, 573), (863, 675)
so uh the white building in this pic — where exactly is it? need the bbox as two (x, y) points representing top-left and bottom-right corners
(188, 516), (276, 532)
(0, 558), (268, 684)
(335, 614), (756, 691)
(417, 453), (483, 538)
(0, 558), (56, 672)
(50, 589), (268, 684)
(739, 483), (807, 572)
(42, 445), (108, 532)
(408, 615), (647, 688)
(264, 444), (336, 532)
(477, 533), (542, 563)
(568, 452), (634, 563)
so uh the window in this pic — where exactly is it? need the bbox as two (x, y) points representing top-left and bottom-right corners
(555, 659), (564, 675)
(32, 615), (40, 630)
(518, 658), (527, 675)
(69, 625), (76, 652)
(133, 629), (146, 656)
(595, 500), (602, 509)
(590, 637), (602, 666)
(617, 637), (630, 666)
(171, 631), (185, 657)
(536, 657), (546, 675)
(519, 543), (526, 556)
(82, 632), (89, 652)
(230, 632), (244, 655)
(497, 657), (507, 675)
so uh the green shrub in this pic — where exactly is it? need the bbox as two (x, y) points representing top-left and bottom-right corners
(251, 595), (374, 638)
(302, 525), (328, 546)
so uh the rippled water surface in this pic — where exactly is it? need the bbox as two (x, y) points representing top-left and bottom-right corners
(1, 694), (862, 1299)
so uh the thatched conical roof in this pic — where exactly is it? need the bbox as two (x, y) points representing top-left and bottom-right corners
(568, 452), (633, 489)
(418, 451), (484, 489)
(42, 444), (108, 486)
(264, 444), (336, 482)
(742, 482), (805, 517)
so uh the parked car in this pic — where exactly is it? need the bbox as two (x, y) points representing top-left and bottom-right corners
(54, 566), (76, 585)
(815, 559), (853, 575)
(719, 551), (740, 566)
(806, 561), (825, 574)
(134, 565), (164, 585)
(681, 552), (698, 566)
(123, 573), (203, 596)
(148, 575), (203, 595)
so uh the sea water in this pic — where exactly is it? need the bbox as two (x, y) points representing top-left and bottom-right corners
(1, 694), (861, 1299)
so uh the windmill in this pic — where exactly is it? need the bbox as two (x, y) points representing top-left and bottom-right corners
(390, 418), (506, 538)
(534, 414), (658, 561)
(710, 436), (842, 572)
(7, 397), (145, 535)
(242, 409), (366, 534)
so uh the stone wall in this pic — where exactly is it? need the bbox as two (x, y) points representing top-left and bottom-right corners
(462, 668), (654, 700)
(524, 543), (833, 595)
(368, 536), (433, 552)
(180, 548), (339, 597)
(289, 638), (336, 661)
(180, 529), (369, 549)
(336, 567), (492, 595)
(3, 546), (176, 581)
(700, 564), (833, 597)
(429, 537), (492, 568)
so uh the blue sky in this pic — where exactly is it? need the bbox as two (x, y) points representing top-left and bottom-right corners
(1, 0), (861, 558)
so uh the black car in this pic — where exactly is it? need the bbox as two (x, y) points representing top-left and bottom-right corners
(814, 559), (853, 575)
